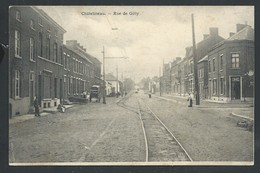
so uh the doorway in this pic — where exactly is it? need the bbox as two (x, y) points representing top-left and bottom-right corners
(231, 77), (241, 100)
(29, 72), (35, 106)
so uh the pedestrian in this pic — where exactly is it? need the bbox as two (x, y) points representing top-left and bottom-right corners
(148, 91), (152, 98)
(187, 93), (193, 107)
(57, 103), (65, 113)
(33, 97), (40, 116)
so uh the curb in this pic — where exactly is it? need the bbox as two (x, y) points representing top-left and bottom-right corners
(230, 112), (253, 121)
(9, 105), (75, 124)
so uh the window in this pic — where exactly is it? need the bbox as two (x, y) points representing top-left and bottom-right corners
(199, 68), (204, 78)
(55, 30), (58, 37)
(60, 47), (63, 64)
(213, 79), (217, 95)
(38, 32), (43, 57)
(38, 17), (42, 26)
(29, 37), (35, 61)
(213, 58), (216, 71)
(73, 59), (76, 72)
(15, 70), (20, 98)
(231, 53), (240, 68)
(220, 77), (225, 95)
(208, 60), (211, 72)
(220, 54), (223, 70)
(54, 43), (58, 62)
(47, 25), (51, 32)
(67, 56), (69, 70)
(15, 30), (21, 57)
(30, 20), (35, 29)
(190, 60), (193, 74)
(16, 10), (21, 21)
(46, 37), (50, 60)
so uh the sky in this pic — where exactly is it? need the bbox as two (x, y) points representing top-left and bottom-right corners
(38, 6), (254, 83)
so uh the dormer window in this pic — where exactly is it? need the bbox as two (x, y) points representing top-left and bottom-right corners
(16, 10), (21, 21)
(38, 17), (42, 25)
(47, 25), (51, 32)
(30, 19), (35, 30)
(55, 30), (58, 37)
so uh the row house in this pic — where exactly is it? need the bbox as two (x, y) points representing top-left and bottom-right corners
(207, 24), (254, 102)
(9, 7), (102, 117)
(62, 42), (94, 101)
(162, 63), (171, 94)
(9, 6), (66, 116)
(65, 40), (102, 88)
(163, 28), (224, 97)
(163, 24), (254, 102)
(105, 73), (123, 95)
(170, 57), (182, 94)
(181, 28), (224, 96)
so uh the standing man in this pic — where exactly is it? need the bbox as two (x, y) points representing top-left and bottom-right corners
(34, 97), (40, 116)
(187, 93), (193, 107)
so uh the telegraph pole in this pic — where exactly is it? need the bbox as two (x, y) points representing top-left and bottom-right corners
(116, 63), (119, 97)
(102, 49), (128, 99)
(102, 46), (106, 104)
(159, 66), (162, 96)
(191, 14), (200, 105)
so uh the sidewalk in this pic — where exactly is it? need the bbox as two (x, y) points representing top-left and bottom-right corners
(9, 105), (74, 124)
(154, 94), (254, 121)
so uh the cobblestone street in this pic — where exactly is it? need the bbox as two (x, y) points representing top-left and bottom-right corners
(9, 91), (253, 164)
(9, 97), (145, 163)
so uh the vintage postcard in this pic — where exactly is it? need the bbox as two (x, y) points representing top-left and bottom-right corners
(8, 6), (254, 166)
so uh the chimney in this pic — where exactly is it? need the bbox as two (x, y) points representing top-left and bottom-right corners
(229, 32), (235, 37)
(209, 27), (218, 36)
(236, 24), (247, 32)
(203, 34), (209, 40)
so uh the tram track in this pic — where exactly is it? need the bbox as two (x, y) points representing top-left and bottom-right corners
(137, 98), (193, 162)
(116, 91), (192, 162)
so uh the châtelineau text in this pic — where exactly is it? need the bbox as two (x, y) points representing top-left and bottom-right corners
(81, 11), (140, 16)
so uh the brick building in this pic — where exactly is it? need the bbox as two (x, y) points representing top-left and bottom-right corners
(9, 7), (102, 117)
(9, 6), (66, 116)
(207, 24), (254, 102)
(181, 28), (224, 96)
(65, 40), (102, 88)
(62, 42), (94, 101)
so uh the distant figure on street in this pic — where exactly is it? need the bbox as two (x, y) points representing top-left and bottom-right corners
(148, 91), (152, 98)
(33, 97), (40, 116)
(187, 93), (193, 107)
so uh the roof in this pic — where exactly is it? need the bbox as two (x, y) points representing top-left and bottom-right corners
(184, 34), (224, 60)
(198, 55), (208, 63)
(32, 7), (66, 33)
(63, 45), (93, 64)
(227, 26), (254, 41)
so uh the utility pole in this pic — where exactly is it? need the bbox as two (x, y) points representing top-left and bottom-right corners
(102, 46), (106, 104)
(159, 66), (162, 96)
(191, 14), (200, 105)
(116, 63), (119, 96)
(103, 51), (128, 98)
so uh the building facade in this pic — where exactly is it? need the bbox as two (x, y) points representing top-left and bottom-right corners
(9, 6), (66, 116)
(9, 7), (102, 117)
(207, 24), (254, 102)
(162, 24), (254, 102)
(62, 43), (94, 101)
